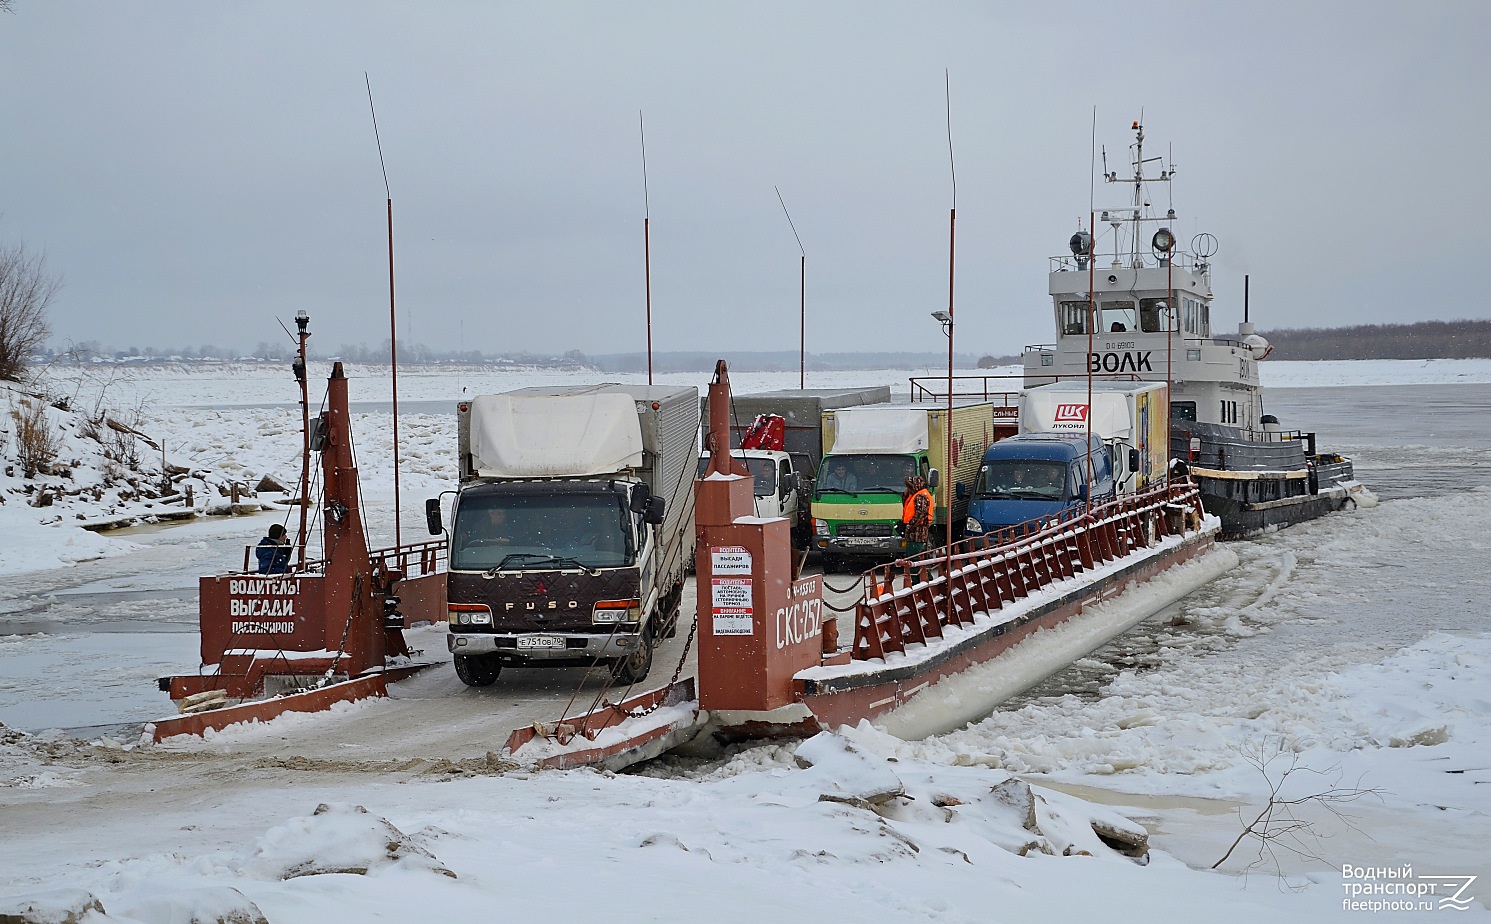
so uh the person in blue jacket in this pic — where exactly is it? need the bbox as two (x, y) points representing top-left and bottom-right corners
(256, 523), (291, 574)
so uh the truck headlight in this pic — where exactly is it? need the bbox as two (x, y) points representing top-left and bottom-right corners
(814, 518), (828, 536)
(593, 599), (642, 624)
(448, 603), (492, 626)
(965, 516), (982, 534)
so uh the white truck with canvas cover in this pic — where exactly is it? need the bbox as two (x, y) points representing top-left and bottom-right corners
(428, 385), (699, 687)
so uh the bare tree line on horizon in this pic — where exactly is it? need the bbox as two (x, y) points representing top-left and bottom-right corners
(34, 319), (1491, 370)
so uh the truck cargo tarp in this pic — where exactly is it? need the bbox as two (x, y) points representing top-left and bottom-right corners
(829, 407), (930, 454)
(469, 393), (644, 478)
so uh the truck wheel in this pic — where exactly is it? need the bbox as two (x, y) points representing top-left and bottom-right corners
(454, 654), (501, 687)
(611, 626), (654, 685)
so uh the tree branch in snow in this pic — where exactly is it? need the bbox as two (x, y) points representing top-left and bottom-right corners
(1212, 738), (1383, 877)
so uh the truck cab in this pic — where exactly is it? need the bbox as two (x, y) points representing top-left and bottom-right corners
(811, 403), (994, 568)
(811, 451), (928, 566)
(964, 432), (1115, 538)
(696, 449), (801, 535)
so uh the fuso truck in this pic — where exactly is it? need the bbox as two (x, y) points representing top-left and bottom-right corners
(811, 402), (995, 568)
(426, 384), (699, 687)
(1018, 380), (1169, 494)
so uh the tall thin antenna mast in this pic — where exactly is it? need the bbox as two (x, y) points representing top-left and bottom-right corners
(942, 70), (957, 601)
(640, 111), (654, 385)
(775, 186), (806, 389)
(1086, 107), (1096, 494)
(365, 73), (402, 546)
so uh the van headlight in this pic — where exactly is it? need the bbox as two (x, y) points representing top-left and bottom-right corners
(814, 518), (829, 536)
(965, 516), (982, 534)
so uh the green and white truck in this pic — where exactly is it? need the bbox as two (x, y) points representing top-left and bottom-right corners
(811, 402), (996, 568)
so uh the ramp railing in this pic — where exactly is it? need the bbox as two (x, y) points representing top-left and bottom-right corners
(851, 481), (1204, 662)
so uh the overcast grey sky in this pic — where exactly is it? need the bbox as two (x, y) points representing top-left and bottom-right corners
(3, 2), (1488, 359)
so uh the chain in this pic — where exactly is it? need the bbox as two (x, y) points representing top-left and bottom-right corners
(618, 610), (698, 721)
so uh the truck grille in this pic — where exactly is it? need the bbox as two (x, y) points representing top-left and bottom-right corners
(836, 523), (894, 538)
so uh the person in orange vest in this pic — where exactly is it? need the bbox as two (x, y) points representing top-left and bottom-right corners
(901, 475), (933, 553)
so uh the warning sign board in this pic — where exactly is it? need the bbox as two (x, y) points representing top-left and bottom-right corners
(711, 546), (753, 575)
(710, 577), (754, 635)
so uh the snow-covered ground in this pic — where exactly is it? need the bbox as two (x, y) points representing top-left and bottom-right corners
(2, 359), (1489, 921)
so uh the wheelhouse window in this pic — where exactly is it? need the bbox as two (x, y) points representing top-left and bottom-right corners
(1180, 296), (1211, 336)
(1139, 298), (1170, 333)
(1171, 401), (1198, 421)
(1058, 301), (1090, 335)
(1100, 300), (1136, 333)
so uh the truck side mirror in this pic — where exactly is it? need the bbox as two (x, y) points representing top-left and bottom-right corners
(424, 497), (443, 535)
(629, 483), (652, 514)
(782, 472), (798, 495)
(1128, 448), (1141, 473)
(955, 481), (966, 500)
(927, 468), (940, 490)
(644, 495), (666, 525)
(1076, 484), (1090, 503)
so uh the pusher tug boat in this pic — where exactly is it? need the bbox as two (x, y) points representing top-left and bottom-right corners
(502, 361), (1229, 768)
(1024, 121), (1365, 537)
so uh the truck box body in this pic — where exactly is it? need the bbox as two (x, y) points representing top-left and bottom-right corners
(964, 432), (1116, 537)
(700, 386), (891, 479)
(812, 402), (995, 563)
(1019, 380), (1168, 493)
(444, 384), (699, 683)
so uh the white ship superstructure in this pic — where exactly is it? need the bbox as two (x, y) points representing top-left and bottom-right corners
(1023, 121), (1271, 433)
(1021, 121), (1358, 537)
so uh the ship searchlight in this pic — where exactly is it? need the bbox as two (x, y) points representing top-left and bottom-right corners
(1069, 231), (1093, 269)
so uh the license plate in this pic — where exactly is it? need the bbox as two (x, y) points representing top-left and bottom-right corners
(839, 537), (883, 546)
(517, 635), (565, 650)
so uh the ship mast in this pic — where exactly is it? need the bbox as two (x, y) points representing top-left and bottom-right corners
(1103, 121), (1168, 266)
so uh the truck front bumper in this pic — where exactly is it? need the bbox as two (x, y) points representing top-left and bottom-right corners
(447, 630), (641, 662)
(815, 536), (908, 557)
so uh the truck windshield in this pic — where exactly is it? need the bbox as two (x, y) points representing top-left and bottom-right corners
(696, 455), (775, 497)
(816, 454), (917, 496)
(974, 461), (1069, 500)
(450, 493), (633, 572)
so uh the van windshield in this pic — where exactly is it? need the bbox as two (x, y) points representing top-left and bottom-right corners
(450, 493), (633, 572)
(974, 461), (1069, 500)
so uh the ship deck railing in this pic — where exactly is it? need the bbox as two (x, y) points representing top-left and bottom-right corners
(909, 371), (1143, 402)
(850, 480), (1205, 663)
(1048, 250), (1208, 274)
(236, 537), (448, 578)
(1022, 335), (1253, 354)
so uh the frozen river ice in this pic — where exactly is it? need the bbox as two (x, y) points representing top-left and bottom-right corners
(2, 364), (1489, 920)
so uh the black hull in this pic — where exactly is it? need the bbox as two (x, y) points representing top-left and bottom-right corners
(1198, 479), (1351, 539)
